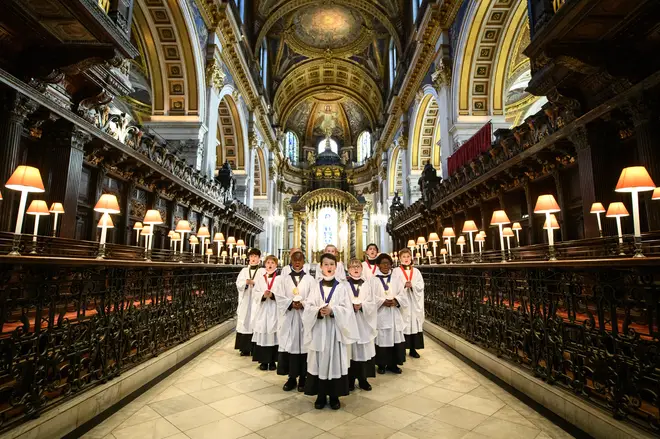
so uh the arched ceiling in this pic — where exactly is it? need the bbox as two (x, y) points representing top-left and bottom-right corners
(258, 0), (401, 147)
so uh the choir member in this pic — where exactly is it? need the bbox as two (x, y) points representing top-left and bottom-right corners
(392, 248), (425, 358)
(345, 258), (377, 391)
(276, 250), (314, 392)
(370, 253), (409, 374)
(303, 253), (358, 410)
(234, 248), (264, 356)
(251, 255), (281, 370)
(315, 245), (346, 281)
(281, 247), (310, 277)
(361, 243), (379, 281)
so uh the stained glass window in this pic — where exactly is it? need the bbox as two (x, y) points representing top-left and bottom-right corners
(318, 138), (338, 154)
(357, 131), (371, 163)
(285, 131), (298, 164)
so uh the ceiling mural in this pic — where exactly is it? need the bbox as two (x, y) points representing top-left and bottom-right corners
(293, 5), (364, 50)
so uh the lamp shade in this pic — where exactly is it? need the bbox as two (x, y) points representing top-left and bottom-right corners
(456, 236), (466, 245)
(189, 235), (199, 245)
(197, 226), (211, 238)
(606, 202), (629, 217)
(226, 236), (237, 245)
(462, 220), (478, 233)
(512, 222), (522, 231)
(133, 222), (143, 230)
(141, 225), (152, 235)
(426, 250), (432, 257)
(490, 210), (510, 225)
(49, 202), (64, 214)
(407, 239), (416, 247)
(428, 232), (440, 242)
(5, 165), (45, 193)
(590, 203), (606, 214)
(206, 248), (213, 255)
(0, 192), (2, 200)
(534, 195), (560, 214)
(652, 188), (660, 200)
(98, 213), (114, 228)
(175, 220), (191, 233)
(615, 166), (655, 192)
(213, 232), (225, 242)
(480, 230), (487, 237)
(221, 250), (228, 257)
(543, 214), (560, 230)
(502, 227), (515, 237)
(144, 209), (163, 225)
(416, 236), (426, 245)
(167, 230), (175, 238)
(475, 234), (485, 242)
(26, 200), (50, 215)
(237, 239), (246, 247)
(171, 232), (181, 241)
(94, 194), (120, 214)
(440, 248), (447, 255)
(442, 227), (456, 238)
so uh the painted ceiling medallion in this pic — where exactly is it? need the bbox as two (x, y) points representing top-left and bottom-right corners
(293, 4), (363, 50)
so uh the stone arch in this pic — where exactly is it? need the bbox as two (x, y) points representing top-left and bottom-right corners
(410, 91), (441, 171)
(253, 147), (268, 198)
(132, 0), (204, 117)
(216, 93), (247, 171)
(388, 145), (403, 197)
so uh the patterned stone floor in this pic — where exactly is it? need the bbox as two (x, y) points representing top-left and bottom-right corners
(82, 334), (577, 439)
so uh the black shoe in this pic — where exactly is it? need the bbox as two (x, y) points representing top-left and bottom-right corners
(387, 366), (402, 374)
(259, 363), (268, 370)
(377, 367), (386, 375)
(297, 382), (305, 392)
(314, 396), (327, 409)
(409, 350), (420, 358)
(269, 362), (277, 371)
(348, 380), (355, 391)
(329, 397), (341, 410)
(358, 380), (372, 391)
(240, 350), (250, 357)
(283, 379), (296, 391)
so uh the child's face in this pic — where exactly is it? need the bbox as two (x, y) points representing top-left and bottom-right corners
(378, 259), (392, 274)
(348, 264), (362, 278)
(248, 254), (260, 265)
(400, 253), (412, 265)
(366, 246), (378, 258)
(265, 259), (277, 272)
(325, 246), (337, 256)
(291, 253), (305, 271)
(321, 258), (336, 276)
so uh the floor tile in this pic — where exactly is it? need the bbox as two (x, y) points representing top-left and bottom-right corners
(338, 394), (384, 417)
(388, 394), (444, 416)
(112, 418), (180, 439)
(401, 417), (469, 439)
(173, 377), (221, 394)
(449, 394), (505, 416)
(190, 385), (240, 404)
(360, 384), (407, 403)
(413, 386), (463, 404)
(329, 417), (395, 439)
(362, 405), (422, 430)
(149, 387), (188, 404)
(434, 375), (480, 393)
(428, 405), (489, 430)
(207, 369), (253, 385)
(148, 394), (205, 417)
(297, 408), (356, 431)
(492, 405), (538, 428)
(209, 394), (264, 416)
(467, 386), (503, 402)
(387, 432), (418, 439)
(119, 406), (161, 428)
(164, 405), (225, 431)
(472, 417), (541, 439)
(247, 385), (297, 404)
(231, 405), (291, 431)
(268, 394), (316, 416)
(257, 417), (323, 439)
(228, 376), (273, 393)
(185, 418), (253, 439)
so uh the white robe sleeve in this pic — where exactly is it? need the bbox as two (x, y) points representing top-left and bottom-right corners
(330, 284), (359, 345)
(358, 281), (378, 340)
(369, 277), (388, 309)
(302, 286), (323, 348)
(236, 268), (249, 309)
(412, 267), (425, 317)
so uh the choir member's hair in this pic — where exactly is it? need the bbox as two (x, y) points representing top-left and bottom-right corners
(375, 253), (393, 264)
(398, 248), (412, 257)
(348, 258), (362, 268)
(264, 255), (279, 265)
(247, 248), (262, 257)
(366, 243), (379, 252)
(324, 244), (338, 252)
(291, 250), (305, 261)
(319, 252), (337, 264)
(289, 247), (301, 255)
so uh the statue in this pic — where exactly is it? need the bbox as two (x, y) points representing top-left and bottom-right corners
(340, 150), (349, 164)
(217, 160), (233, 193)
(390, 191), (405, 217)
(418, 161), (442, 205)
(307, 150), (316, 165)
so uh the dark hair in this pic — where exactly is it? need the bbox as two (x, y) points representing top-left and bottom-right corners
(366, 243), (379, 252)
(291, 250), (305, 261)
(247, 248), (262, 257)
(319, 252), (337, 264)
(375, 253), (393, 264)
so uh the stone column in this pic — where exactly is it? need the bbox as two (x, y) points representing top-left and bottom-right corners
(350, 213), (357, 260)
(551, 169), (567, 241)
(300, 218), (307, 258)
(293, 211), (301, 248)
(399, 135), (411, 205)
(523, 179), (537, 245)
(432, 43), (452, 178)
(356, 212), (364, 260)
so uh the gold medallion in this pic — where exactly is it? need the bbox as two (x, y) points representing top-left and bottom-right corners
(293, 287), (299, 295)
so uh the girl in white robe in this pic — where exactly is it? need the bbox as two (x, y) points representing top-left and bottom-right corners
(345, 258), (377, 391)
(370, 253), (409, 374)
(392, 248), (425, 358)
(303, 253), (358, 410)
(361, 243), (380, 281)
(275, 250), (314, 392)
(251, 255), (282, 370)
(234, 249), (265, 356)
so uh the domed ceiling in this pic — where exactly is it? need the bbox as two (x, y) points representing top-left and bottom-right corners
(254, 0), (402, 150)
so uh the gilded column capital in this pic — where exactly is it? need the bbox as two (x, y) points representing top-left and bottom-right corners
(431, 59), (452, 92)
(205, 59), (226, 91)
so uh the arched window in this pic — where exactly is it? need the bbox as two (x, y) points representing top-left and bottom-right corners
(318, 137), (338, 154)
(285, 131), (298, 163)
(357, 131), (371, 163)
(389, 39), (397, 88)
(259, 45), (268, 90)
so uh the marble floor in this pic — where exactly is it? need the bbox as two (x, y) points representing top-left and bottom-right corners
(82, 334), (577, 439)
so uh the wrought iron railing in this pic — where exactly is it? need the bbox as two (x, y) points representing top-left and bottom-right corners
(421, 259), (660, 433)
(0, 259), (240, 432)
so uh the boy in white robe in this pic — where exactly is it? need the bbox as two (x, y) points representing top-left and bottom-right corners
(234, 248), (264, 356)
(361, 243), (379, 281)
(275, 250), (314, 392)
(251, 255), (282, 370)
(392, 248), (425, 358)
(345, 258), (377, 391)
(281, 247), (311, 277)
(370, 253), (409, 374)
(303, 253), (358, 410)
(315, 244), (346, 281)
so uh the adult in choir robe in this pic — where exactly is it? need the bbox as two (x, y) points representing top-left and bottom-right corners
(345, 258), (377, 391)
(392, 248), (425, 358)
(275, 250), (314, 392)
(234, 249), (265, 356)
(251, 255), (282, 370)
(370, 253), (409, 374)
(303, 253), (359, 410)
(361, 243), (380, 281)
(315, 244), (346, 281)
(281, 247), (311, 277)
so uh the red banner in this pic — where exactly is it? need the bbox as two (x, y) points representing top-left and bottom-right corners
(447, 122), (492, 176)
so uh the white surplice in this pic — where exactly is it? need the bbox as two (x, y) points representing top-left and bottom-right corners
(275, 270), (315, 354)
(281, 263), (311, 278)
(251, 272), (282, 347)
(315, 261), (347, 281)
(235, 266), (265, 334)
(392, 266), (425, 335)
(361, 261), (378, 281)
(369, 270), (409, 347)
(303, 280), (359, 380)
(344, 278), (377, 362)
